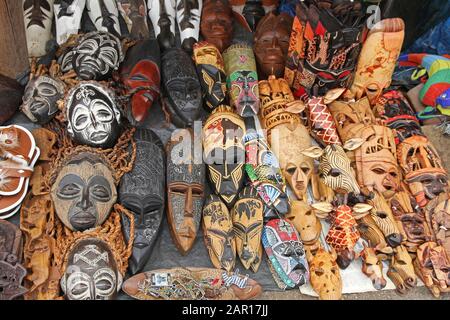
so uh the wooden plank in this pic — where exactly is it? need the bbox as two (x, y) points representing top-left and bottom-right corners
(0, 0), (29, 79)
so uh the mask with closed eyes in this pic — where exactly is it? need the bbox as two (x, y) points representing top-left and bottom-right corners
(66, 81), (122, 148)
(51, 152), (117, 232)
(119, 129), (165, 274)
(200, 0), (233, 53)
(21, 75), (65, 124)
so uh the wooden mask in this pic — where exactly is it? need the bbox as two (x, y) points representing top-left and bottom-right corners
(309, 248), (342, 300)
(54, 0), (86, 45)
(23, 0), (55, 58)
(117, 0), (150, 40)
(193, 42), (227, 111)
(200, 0), (233, 53)
(203, 106), (245, 208)
(350, 18), (405, 105)
(397, 136), (448, 207)
(262, 218), (309, 289)
(51, 152), (117, 232)
(387, 245), (417, 294)
(231, 186), (264, 272)
(360, 244), (387, 291)
(202, 195), (236, 272)
(166, 130), (205, 256)
(254, 12), (293, 79)
(85, 0), (121, 37)
(286, 200), (321, 248)
(119, 39), (161, 125)
(0, 220), (27, 300)
(175, 0), (202, 52)
(425, 192), (450, 259)
(223, 44), (260, 117)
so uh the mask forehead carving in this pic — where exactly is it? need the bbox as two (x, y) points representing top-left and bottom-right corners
(66, 81), (122, 148)
(162, 48), (202, 127)
(51, 152), (117, 232)
(119, 128), (165, 274)
(223, 44), (260, 117)
(200, 0), (233, 53)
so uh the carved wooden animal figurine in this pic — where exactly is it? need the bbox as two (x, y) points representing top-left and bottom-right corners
(309, 248), (342, 300)
(387, 245), (417, 294)
(360, 243), (387, 290)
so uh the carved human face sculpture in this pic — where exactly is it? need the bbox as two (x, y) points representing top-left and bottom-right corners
(166, 130), (205, 255)
(232, 186), (264, 272)
(119, 129), (165, 274)
(60, 238), (122, 300)
(85, 0), (121, 36)
(223, 44), (260, 117)
(200, 0), (233, 53)
(193, 42), (227, 110)
(309, 248), (342, 300)
(119, 39), (161, 125)
(0, 220), (27, 300)
(262, 218), (309, 289)
(66, 82), (122, 148)
(21, 75), (65, 124)
(202, 195), (236, 271)
(51, 152), (117, 232)
(254, 12), (293, 79)
(203, 106), (246, 208)
(161, 48), (202, 127)
(71, 31), (124, 80)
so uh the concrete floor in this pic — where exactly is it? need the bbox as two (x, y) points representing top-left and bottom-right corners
(260, 125), (450, 300)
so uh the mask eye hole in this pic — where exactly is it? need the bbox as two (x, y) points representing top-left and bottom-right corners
(314, 269), (324, 277)
(286, 167), (296, 175)
(376, 212), (387, 219)
(372, 168), (386, 175)
(301, 166), (310, 174)
(329, 169), (341, 177)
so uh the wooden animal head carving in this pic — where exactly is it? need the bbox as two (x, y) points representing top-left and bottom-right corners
(360, 244), (387, 290)
(309, 248), (342, 300)
(286, 200), (322, 247)
(387, 245), (417, 294)
(425, 192), (450, 258)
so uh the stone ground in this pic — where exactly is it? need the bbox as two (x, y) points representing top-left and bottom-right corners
(260, 125), (450, 300)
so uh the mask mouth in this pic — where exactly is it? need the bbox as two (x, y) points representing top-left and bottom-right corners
(90, 130), (109, 143)
(70, 211), (97, 231)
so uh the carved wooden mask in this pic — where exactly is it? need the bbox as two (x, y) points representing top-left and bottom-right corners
(286, 200), (321, 246)
(387, 244), (417, 294)
(425, 192), (450, 258)
(117, 0), (150, 40)
(23, 0), (54, 57)
(309, 248), (342, 300)
(200, 0), (233, 53)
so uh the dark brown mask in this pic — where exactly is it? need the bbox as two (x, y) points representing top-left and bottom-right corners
(200, 0), (233, 53)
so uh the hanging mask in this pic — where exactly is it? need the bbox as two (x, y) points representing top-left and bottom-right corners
(51, 152), (117, 231)
(119, 39), (161, 125)
(119, 129), (165, 274)
(117, 0), (150, 40)
(262, 218), (309, 289)
(203, 105), (246, 208)
(23, 0), (55, 58)
(254, 12), (293, 79)
(223, 44), (260, 117)
(21, 75), (65, 125)
(231, 186), (264, 272)
(0, 75), (23, 125)
(161, 48), (202, 127)
(425, 193), (450, 258)
(54, 0), (86, 45)
(350, 18), (405, 105)
(66, 81), (122, 148)
(175, 0), (202, 52)
(0, 220), (27, 300)
(166, 130), (205, 255)
(85, 0), (121, 37)
(71, 31), (124, 81)
(60, 238), (123, 300)
(147, 0), (176, 49)
(193, 41), (227, 111)
(397, 136), (448, 208)
(202, 195), (236, 272)
(200, 0), (233, 53)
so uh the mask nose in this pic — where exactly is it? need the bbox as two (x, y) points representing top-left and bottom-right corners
(77, 186), (93, 210)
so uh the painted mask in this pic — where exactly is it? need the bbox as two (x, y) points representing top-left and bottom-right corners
(71, 31), (124, 81)
(85, 0), (121, 37)
(21, 75), (65, 124)
(119, 39), (161, 125)
(166, 130), (205, 255)
(66, 82), (122, 148)
(286, 200), (322, 247)
(23, 0), (55, 58)
(147, 0), (176, 49)
(350, 18), (405, 105)
(117, 0), (150, 40)
(223, 44), (260, 117)
(309, 248), (342, 300)
(175, 0), (202, 52)
(161, 48), (202, 127)
(54, 0), (86, 44)
(397, 136), (448, 207)
(51, 152), (117, 231)
(262, 218), (309, 289)
(60, 238), (123, 300)
(254, 12), (293, 79)
(119, 129), (165, 274)
(0, 220), (27, 300)
(426, 193), (450, 258)
(0, 75), (23, 125)
(202, 195), (236, 272)
(231, 186), (264, 272)
(200, 0), (233, 53)
(203, 105), (246, 208)
(193, 41), (227, 111)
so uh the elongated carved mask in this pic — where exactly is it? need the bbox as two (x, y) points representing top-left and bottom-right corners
(51, 152), (117, 231)
(162, 48), (202, 127)
(200, 0), (233, 52)
(175, 0), (202, 52)
(60, 238), (122, 300)
(21, 75), (65, 124)
(119, 129), (165, 274)
(23, 0), (55, 58)
(166, 130), (205, 255)
(117, 0), (150, 40)
(66, 82), (122, 148)
(85, 0), (121, 37)
(147, 0), (176, 49)
(54, 0), (86, 44)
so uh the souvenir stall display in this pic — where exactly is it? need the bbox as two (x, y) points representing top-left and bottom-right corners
(0, 0), (449, 302)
